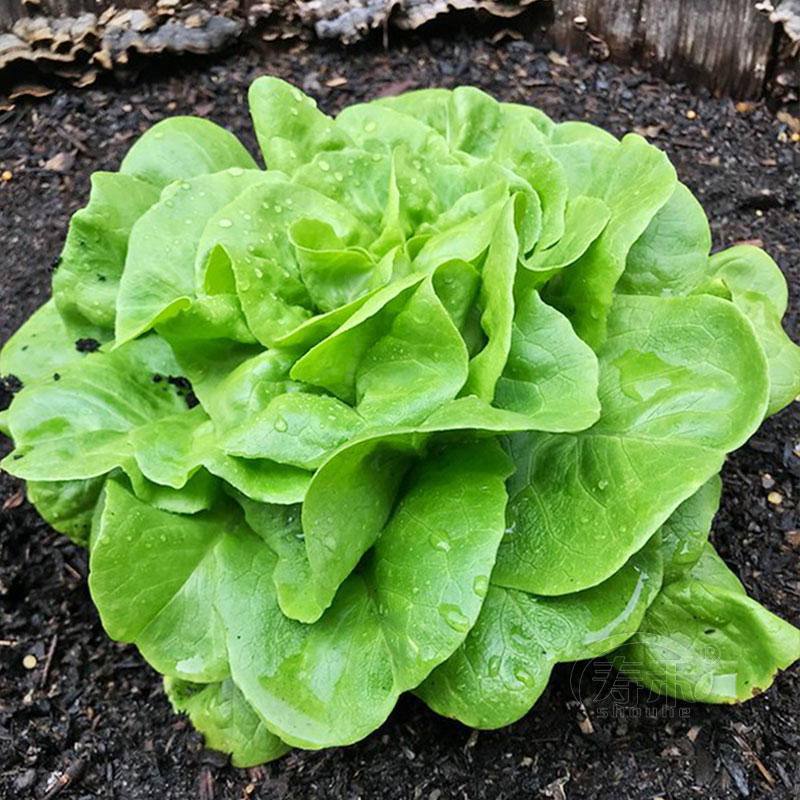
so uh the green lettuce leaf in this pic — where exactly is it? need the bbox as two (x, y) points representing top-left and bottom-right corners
(165, 677), (289, 767)
(418, 531), (664, 728)
(700, 245), (800, 415)
(613, 545), (800, 702)
(493, 294), (768, 596)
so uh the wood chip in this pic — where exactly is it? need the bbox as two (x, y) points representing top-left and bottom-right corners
(634, 124), (663, 138)
(325, 76), (348, 87)
(2, 488), (25, 509)
(767, 491), (784, 505)
(43, 152), (75, 172)
(543, 774), (570, 800)
(784, 530), (800, 547)
(687, 725), (702, 742)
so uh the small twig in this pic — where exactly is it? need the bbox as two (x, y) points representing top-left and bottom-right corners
(41, 758), (86, 800)
(671, 138), (705, 150)
(198, 767), (215, 800)
(733, 733), (775, 787)
(39, 634), (58, 689)
(63, 561), (82, 581)
(56, 123), (91, 156)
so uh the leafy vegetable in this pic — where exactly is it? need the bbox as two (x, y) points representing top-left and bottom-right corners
(1, 78), (798, 766)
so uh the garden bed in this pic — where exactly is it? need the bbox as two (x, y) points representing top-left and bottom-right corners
(0, 30), (799, 800)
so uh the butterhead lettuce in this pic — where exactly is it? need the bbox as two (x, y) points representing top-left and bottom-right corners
(1, 78), (799, 766)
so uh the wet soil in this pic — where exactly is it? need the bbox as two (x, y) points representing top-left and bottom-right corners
(0, 29), (799, 800)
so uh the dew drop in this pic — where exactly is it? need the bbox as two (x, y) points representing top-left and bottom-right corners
(438, 604), (470, 633)
(273, 415), (288, 432)
(318, 160), (331, 172)
(488, 655), (502, 677)
(229, 167), (244, 177)
(334, 171), (344, 182)
(428, 533), (451, 552)
(255, 268), (263, 279)
(218, 218), (233, 228)
(597, 479), (609, 490)
(364, 120), (377, 133)
(473, 575), (489, 598)
(510, 625), (529, 647)
(513, 665), (535, 687)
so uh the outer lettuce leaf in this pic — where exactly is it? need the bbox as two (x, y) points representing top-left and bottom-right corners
(1, 336), (185, 481)
(493, 294), (768, 596)
(0, 299), (84, 387)
(613, 545), (800, 702)
(700, 245), (800, 415)
(26, 476), (106, 546)
(659, 475), (721, 583)
(53, 173), (160, 339)
(165, 678), (289, 767)
(120, 117), (257, 189)
(418, 531), (664, 728)
(115, 169), (275, 345)
(89, 442), (512, 748)
(90, 478), (233, 683)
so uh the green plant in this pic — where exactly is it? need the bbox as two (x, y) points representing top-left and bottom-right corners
(1, 78), (799, 765)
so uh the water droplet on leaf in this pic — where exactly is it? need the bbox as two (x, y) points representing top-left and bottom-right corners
(439, 604), (470, 633)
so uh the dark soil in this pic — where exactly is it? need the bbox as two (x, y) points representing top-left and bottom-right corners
(1, 29), (799, 800)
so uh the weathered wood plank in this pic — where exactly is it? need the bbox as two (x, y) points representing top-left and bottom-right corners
(550, 0), (776, 97)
